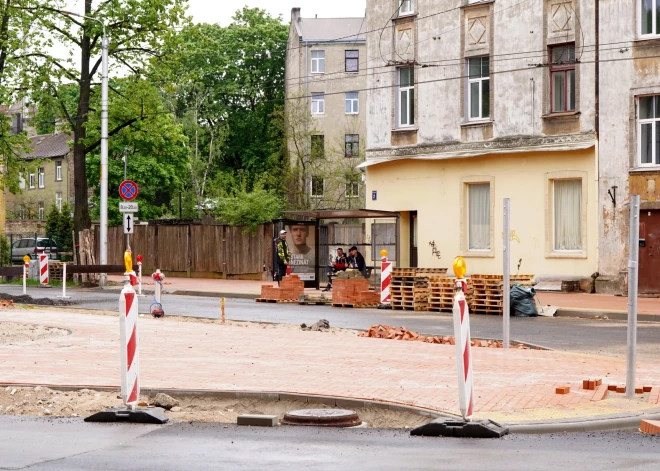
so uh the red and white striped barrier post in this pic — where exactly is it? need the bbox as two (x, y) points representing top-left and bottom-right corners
(120, 249), (139, 409)
(39, 254), (49, 286)
(136, 255), (143, 296)
(23, 255), (30, 295)
(452, 256), (474, 421)
(58, 263), (70, 299)
(380, 249), (392, 304)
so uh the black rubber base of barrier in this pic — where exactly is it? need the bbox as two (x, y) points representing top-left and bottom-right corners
(410, 418), (508, 438)
(84, 406), (169, 424)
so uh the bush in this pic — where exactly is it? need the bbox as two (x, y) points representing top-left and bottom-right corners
(45, 202), (74, 253)
(0, 235), (10, 266)
(215, 186), (283, 232)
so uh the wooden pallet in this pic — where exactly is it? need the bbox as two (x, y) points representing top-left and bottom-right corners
(255, 298), (298, 303)
(331, 303), (378, 308)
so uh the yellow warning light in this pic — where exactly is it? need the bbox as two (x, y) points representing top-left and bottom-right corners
(453, 256), (467, 279)
(380, 249), (388, 258)
(124, 249), (133, 273)
(23, 255), (30, 264)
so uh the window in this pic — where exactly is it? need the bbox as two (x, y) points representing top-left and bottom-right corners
(311, 50), (325, 74)
(550, 44), (576, 113)
(38, 168), (45, 188)
(19, 173), (25, 190)
(38, 201), (44, 220)
(311, 176), (324, 198)
(18, 207), (25, 219)
(346, 175), (360, 198)
(468, 57), (490, 121)
(55, 161), (62, 181)
(468, 183), (490, 251)
(398, 68), (415, 127)
(311, 93), (325, 115)
(28, 173), (35, 189)
(56, 192), (63, 211)
(640, 0), (660, 37)
(553, 179), (582, 251)
(311, 135), (325, 158)
(345, 50), (359, 72)
(400, 0), (414, 15)
(345, 92), (359, 114)
(345, 134), (360, 157)
(638, 95), (660, 166)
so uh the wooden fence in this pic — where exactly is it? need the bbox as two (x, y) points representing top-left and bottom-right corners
(94, 223), (273, 278)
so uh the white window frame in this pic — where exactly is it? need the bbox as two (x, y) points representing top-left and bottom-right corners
(467, 182), (491, 252)
(28, 173), (35, 189)
(311, 93), (325, 115)
(55, 161), (62, 181)
(345, 92), (359, 114)
(552, 179), (583, 252)
(311, 176), (324, 198)
(56, 192), (63, 211)
(400, 0), (414, 15)
(398, 68), (415, 128)
(638, 95), (660, 167)
(38, 201), (44, 220)
(346, 176), (360, 198)
(311, 50), (325, 74)
(467, 57), (490, 121)
(38, 168), (45, 188)
(639, 0), (660, 38)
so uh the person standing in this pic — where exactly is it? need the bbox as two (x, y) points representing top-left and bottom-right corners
(275, 230), (290, 285)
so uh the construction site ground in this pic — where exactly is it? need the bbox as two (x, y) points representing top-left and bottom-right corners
(1, 306), (659, 428)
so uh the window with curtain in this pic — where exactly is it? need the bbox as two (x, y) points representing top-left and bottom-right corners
(640, 0), (660, 37)
(468, 57), (490, 120)
(554, 179), (582, 251)
(468, 183), (490, 250)
(398, 68), (415, 127)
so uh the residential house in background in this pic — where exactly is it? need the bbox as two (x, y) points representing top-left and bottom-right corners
(285, 8), (367, 209)
(4, 133), (74, 236)
(364, 1), (601, 283)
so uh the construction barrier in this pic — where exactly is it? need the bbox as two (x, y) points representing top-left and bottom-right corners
(39, 254), (49, 285)
(57, 263), (71, 299)
(380, 250), (392, 305)
(120, 250), (140, 408)
(452, 256), (474, 421)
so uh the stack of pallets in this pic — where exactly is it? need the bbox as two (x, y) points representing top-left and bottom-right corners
(390, 268), (448, 311)
(470, 274), (534, 315)
(428, 277), (475, 313)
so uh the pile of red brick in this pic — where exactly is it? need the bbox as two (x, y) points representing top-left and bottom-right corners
(332, 278), (380, 305)
(358, 324), (530, 349)
(260, 275), (304, 301)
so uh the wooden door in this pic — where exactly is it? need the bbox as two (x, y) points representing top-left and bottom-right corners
(639, 210), (660, 294)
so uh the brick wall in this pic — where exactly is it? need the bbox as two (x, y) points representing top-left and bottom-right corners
(4, 219), (47, 238)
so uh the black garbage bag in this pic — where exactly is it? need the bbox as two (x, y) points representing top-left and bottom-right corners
(510, 284), (538, 317)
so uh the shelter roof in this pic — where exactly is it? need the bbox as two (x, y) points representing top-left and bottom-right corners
(282, 209), (398, 220)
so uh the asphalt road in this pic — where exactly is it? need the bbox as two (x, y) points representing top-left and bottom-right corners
(3, 285), (660, 361)
(0, 416), (658, 470)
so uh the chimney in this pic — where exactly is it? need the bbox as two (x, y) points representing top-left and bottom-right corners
(291, 7), (301, 23)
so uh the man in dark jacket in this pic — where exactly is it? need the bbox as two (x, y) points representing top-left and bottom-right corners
(347, 246), (367, 277)
(275, 230), (290, 285)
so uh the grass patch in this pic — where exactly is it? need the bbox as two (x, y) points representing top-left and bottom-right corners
(0, 278), (79, 288)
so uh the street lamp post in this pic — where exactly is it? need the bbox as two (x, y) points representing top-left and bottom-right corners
(62, 11), (109, 286)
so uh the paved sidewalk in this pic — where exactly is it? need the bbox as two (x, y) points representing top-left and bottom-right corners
(1, 308), (659, 424)
(106, 275), (660, 319)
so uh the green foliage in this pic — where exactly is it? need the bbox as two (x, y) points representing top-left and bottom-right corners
(214, 180), (284, 232)
(0, 235), (10, 267)
(45, 202), (74, 253)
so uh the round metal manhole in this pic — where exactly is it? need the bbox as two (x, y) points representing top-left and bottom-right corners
(281, 409), (362, 427)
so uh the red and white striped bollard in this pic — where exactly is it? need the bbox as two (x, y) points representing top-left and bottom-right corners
(380, 249), (392, 305)
(120, 250), (139, 409)
(452, 256), (474, 421)
(39, 254), (49, 285)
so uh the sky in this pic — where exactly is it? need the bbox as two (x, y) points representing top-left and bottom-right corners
(186, 0), (367, 25)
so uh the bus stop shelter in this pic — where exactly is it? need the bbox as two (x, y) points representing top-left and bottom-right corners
(276, 209), (400, 290)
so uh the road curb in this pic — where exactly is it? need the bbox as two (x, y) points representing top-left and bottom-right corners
(171, 290), (259, 300)
(556, 308), (660, 322)
(507, 410), (660, 434)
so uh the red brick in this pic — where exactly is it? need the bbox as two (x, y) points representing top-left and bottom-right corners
(608, 384), (617, 391)
(555, 386), (570, 395)
(582, 379), (590, 390)
(587, 379), (595, 390)
(643, 385), (653, 393)
(635, 387), (644, 394)
(616, 385), (626, 393)
(594, 378), (602, 387)
(640, 419), (660, 434)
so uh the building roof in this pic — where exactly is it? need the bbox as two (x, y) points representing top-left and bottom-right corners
(27, 133), (72, 159)
(283, 209), (399, 220)
(296, 17), (366, 42)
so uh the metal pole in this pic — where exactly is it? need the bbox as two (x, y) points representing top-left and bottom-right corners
(23, 262), (27, 295)
(99, 30), (109, 286)
(503, 198), (511, 349)
(626, 195), (640, 397)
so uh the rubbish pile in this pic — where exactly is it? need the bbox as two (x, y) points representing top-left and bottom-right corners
(300, 319), (330, 332)
(358, 324), (532, 349)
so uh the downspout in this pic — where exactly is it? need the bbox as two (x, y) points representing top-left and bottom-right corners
(595, 0), (601, 274)
(305, 39), (310, 207)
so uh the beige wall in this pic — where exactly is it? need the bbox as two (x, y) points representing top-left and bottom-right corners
(366, 148), (598, 278)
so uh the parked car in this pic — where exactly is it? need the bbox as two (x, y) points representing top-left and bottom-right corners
(11, 238), (58, 263)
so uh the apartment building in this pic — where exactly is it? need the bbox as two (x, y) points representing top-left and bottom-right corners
(285, 8), (367, 209)
(363, 1), (616, 287)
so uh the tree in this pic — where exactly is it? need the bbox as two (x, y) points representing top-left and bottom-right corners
(28, 0), (188, 233)
(214, 179), (283, 232)
(45, 201), (73, 253)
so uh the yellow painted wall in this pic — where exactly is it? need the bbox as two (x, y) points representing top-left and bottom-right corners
(365, 148), (598, 278)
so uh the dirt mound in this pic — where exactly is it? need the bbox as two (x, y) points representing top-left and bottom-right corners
(0, 322), (71, 344)
(0, 292), (77, 306)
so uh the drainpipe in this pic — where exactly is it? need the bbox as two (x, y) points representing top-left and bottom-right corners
(595, 0), (599, 137)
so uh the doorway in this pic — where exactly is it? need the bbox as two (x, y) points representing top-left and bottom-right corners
(410, 211), (418, 268)
(639, 210), (660, 294)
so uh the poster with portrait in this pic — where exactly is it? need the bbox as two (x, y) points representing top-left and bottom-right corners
(285, 223), (316, 281)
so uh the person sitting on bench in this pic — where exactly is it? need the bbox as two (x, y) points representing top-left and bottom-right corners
(323, 248), (348, 291)
(347, 246), (367, 277)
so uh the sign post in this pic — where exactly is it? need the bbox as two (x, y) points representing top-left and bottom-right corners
(626, 195), (640, 397)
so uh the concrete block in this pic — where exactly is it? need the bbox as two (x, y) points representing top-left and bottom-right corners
(237, 414), (278, 427)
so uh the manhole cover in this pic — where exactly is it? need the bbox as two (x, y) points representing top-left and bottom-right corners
(281, 409), (362, 427)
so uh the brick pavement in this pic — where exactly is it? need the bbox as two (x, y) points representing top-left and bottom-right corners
(1, 308), (659, 422)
